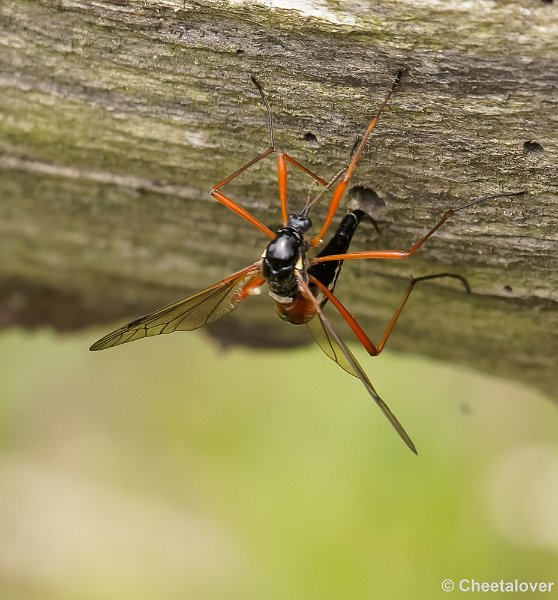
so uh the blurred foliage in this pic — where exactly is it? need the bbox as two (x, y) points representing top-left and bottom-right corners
(0, 328), (556, 600)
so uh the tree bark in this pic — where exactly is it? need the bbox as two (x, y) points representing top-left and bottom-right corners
(1, 0), (557, 400)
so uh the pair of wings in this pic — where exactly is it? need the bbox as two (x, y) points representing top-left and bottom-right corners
(90, 263), (416, 454)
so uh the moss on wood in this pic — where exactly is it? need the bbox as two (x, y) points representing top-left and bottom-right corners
(1, 0), (556, 399)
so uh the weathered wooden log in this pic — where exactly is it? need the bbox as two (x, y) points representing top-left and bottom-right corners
(1, 0), (556, 399)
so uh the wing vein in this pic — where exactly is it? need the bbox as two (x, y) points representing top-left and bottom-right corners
(299, 278), (417, 454)
(90, 263), (260, 351)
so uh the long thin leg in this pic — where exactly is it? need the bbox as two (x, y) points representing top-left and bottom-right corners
(276, 152), (289, 225)
(213, 76), (332, 231)
(208, 76), (278, 235)
(284, 154), (329, 186)
(305, 167), (346, 218)
(277, 151), (331, 225)
(312, 68), (405, 245)
(252, 75), (331, 224)
(213, 148), (330, 233)
(250, 75), (275, 149)
(310, 273), (469, 356)
(212, 147), (275, 190)
(236, 275), (266, 300)
(299, 277), (417, 454)
(312, 191), (527, 264)
(210, 147), (277, 237)
(211, 188), (275, 238)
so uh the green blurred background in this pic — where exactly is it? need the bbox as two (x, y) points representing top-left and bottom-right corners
(0, 326), (556, 599)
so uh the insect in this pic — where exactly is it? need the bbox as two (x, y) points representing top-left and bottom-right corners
(90, 69), (524, 454)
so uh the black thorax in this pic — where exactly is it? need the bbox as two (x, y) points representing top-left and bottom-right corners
(262, 209), (365, 303)
(262, 213), (311, 300)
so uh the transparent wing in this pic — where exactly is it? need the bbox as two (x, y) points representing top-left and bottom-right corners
(306, 314), (357, 379)
(90, 263), (261, 351)
(300, 279), (417, 454)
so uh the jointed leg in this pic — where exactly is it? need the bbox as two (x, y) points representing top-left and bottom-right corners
(311, 190), (527, 265)
(212, 75), (332, 232)
(208, 76), (278, 236)
(212, 147), (275, 191)
(211, 187), (276, 239)
(283, 154), (329, 186)
(210, 142), (278, 238)
(279, 150), (333, 220)
(236, 275), (266, 301)
(312, 68), (406, 245)
(277, 151), (331, 224)
(310, 273), (469, 357)
(252, 75), (330, 225)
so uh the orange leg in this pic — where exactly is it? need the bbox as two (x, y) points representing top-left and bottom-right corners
(212, 147), (275, 190)
(236, 275), (266, 300)
(310, 273), (469, 356)
(312, 68), (405, 245)
(277, 151), (331, 225)
(310, 210), (453, 263)
(277, 152), (330, 225)
(277, 152), (288, 225)
(210, 145), (277, 237)
(311, 190), (526, 265)
(284, 153), (329, 186)
(209, 76), (278, 236)
(211, 188), (276, 239)
(212, 75), (333, 231)
(212, 147), (331, 235)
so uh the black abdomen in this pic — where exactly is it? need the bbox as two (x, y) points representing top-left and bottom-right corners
(308, 209), (365, 302)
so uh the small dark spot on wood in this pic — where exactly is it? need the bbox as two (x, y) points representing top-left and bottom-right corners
(397, 65), (410, 79)
(504, 285), (513, 293)
(523, 140), (544, 157)
(348, 187), (385, 233)
(304, 132), (318, 146)
(541, 0), (553, 4)
(349, 186), (386, 212)
(236, 48), (244, 54)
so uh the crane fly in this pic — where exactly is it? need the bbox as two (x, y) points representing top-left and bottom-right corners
(90, 69), (525, 454)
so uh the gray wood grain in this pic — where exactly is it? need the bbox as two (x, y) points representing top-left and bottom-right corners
(1, 0), (556, 399)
